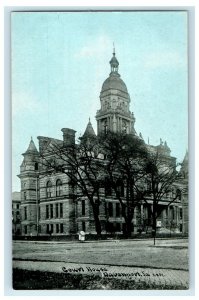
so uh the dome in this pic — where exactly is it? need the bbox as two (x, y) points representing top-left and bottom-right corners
(101, 73), (128, 94)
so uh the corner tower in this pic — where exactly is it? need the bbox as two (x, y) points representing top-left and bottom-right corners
(96, 48), (136, 135)
(18, 137), (39, 236)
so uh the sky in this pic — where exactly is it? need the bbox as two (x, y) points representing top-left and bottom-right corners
(12, 11), (188, 191)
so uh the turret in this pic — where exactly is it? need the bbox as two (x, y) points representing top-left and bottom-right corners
(18, 137), (39, 236)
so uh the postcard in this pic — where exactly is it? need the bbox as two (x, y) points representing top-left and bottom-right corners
(11, 10), (189, 290)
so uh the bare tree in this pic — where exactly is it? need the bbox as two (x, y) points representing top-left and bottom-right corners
(99, 132), (149, 237)
(39, 135), (106, 237)
(142, 149), (182, 244)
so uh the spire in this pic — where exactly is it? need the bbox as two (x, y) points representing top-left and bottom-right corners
(113, 42), (115, 56)
(110, 44), (119, 74)
(82, 118), (96, 138)
(179, 150), (188, 179)
(183, 149), (188, 163)
(24, 137), (38, 154)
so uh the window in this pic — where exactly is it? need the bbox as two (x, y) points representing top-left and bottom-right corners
(46, 181), (52, 198)
(35, 162), (38, 170)
(105, 180), (112, 196)
(24, 207), (27, 220)
(56, 203), (59, 218)
(47, 224), (53, 234)
(116, 180), (124, 197)
(24, 225), (27, 234)
(170, 207), (174, 220)
(56, 224), (59, 233)
(50, 204), (53, 218)
(60, 203), (63, 218)
(147, 182), (151, 191)
(176, 189), (182, 200)
(123, 121), (127, 133)
(116, 223), (121, 232)
(46, 205), (49, 219)
(56, 179), (62, 196)
(38, 206), (40, 219)
(24, 191), (27, 200)
(108, 202), (113, 217)
(82, 221), (86, 232)
(50, 224), (53, 234)
(104, 121), (108, 134)
(16, 204), (20, 209)
(116, 203), (120, 217)
(82, 200), (85, 216)
(60, 223), (64, 233)
(180, 208), (182, 219)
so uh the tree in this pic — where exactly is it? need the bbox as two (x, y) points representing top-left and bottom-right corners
(142, 148), (182, 244)
(39, 135), (106, 237)
(99, 132), (149, 237)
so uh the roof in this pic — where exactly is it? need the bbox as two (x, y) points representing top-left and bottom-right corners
(110, 55), (119, 66)
(82, 119), (96, 138)
(24, 137), (38, 154)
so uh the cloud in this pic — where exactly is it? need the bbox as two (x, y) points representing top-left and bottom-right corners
(74, 34), (113, 59)
(12, 90), (47, 117)
(144, 51), (186, 70)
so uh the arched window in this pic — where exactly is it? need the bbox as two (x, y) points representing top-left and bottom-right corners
(46, 181), (52, 198)
(56, 179), (62, 197)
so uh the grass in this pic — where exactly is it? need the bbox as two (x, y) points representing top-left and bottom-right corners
(13, 269), (188, 290)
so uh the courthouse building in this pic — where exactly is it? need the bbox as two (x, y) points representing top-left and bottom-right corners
(17, 50), (188, 237)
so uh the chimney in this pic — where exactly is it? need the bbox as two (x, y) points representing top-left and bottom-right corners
(61, 128), (76, 147)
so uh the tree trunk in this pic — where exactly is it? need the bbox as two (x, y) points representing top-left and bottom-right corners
(152, 212), (156, 245)
(92, 207), (102, 238)
(123, 217), (133, 238)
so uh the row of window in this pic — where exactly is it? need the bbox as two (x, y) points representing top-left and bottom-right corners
(107, 202), (121, 217)
(23, 224), (64, 234)
(46, 203), (63, 219)
(12, 204), (20, 209)
(105, 180), (124, 197)
(46, 179), (63, 198)
(79, 200), (121, 217)
(46, 223), (64, 234)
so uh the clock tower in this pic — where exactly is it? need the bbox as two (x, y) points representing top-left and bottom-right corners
(96, 48), (136, 135)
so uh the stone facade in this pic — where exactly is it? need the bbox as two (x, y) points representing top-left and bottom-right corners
(17, 50), (188, 237)
(12, 192), (21, 236)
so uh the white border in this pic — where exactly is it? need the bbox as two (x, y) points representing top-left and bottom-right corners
(1, 1), (197, 299)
